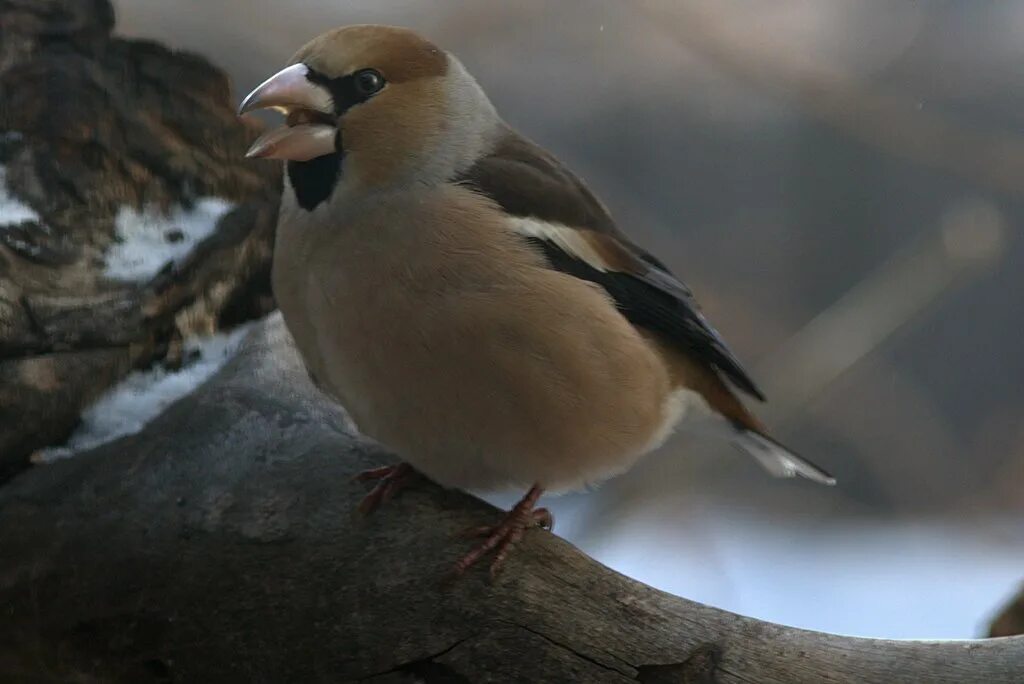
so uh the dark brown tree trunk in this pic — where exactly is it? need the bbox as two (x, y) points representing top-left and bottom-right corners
(0, 0), (280, 481)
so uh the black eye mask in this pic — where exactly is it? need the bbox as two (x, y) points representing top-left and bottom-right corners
(288, 67), (386, 211)
(305, 66), (386, 117)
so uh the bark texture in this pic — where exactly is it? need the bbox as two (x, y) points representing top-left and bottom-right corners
(1, 314), (1021, 684)
(0, 0), (279, 481)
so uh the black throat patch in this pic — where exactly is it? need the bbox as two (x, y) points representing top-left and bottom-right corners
(287, 142), (342, 212)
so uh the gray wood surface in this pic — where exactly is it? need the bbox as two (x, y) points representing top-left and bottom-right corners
(2, 315), (1020, 683)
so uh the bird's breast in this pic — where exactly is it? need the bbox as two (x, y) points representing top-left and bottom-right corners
(272, 186), (676, 491)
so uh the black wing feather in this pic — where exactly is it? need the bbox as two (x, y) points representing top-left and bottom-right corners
(457, 129), (765, 401)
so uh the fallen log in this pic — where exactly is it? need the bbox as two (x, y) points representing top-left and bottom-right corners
(1, 314), (1020, 683)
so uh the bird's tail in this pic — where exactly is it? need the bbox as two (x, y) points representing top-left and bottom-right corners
(732, 430), (836, 486)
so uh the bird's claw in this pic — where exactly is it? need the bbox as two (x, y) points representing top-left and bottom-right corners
(453, 486), (552, 579)
(353, 463), (415, 515)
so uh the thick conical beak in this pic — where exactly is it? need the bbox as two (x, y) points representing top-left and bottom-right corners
(239, 64), (338, 161)
(239, 63), (332, 115)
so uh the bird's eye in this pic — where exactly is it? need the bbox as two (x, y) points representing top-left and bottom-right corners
(353, 69), (385, 96)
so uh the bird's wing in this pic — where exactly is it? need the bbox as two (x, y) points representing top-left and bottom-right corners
(456, 130), (765, 401)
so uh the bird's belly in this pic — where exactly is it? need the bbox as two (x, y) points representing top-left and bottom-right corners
(272, 186), (679, 493)
(302, 277), (674, 493)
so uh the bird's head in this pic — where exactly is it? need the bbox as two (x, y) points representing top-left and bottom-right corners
(240, 25), (499, 210)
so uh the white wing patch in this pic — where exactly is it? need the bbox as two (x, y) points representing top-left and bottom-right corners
(507, 216), (612, 272)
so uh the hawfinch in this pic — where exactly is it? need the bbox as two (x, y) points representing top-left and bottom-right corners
(240, 25), (834, 577)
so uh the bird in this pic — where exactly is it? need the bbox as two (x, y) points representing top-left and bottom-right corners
(239, 24), (835, 578)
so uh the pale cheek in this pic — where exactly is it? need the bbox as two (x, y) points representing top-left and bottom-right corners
(343, 123), (422, 188)
(341, 87), (445, 188)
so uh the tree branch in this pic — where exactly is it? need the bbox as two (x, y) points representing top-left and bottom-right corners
(1, 314), (1020, 683)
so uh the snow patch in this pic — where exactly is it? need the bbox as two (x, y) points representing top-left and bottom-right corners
(104, 197), (234, 281)
(565, 501), (1024, 639)
(35, 323), (253, 462)
(0, 165), (40, 227)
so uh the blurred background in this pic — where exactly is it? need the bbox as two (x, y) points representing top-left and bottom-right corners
(110, 0), (1024, 638)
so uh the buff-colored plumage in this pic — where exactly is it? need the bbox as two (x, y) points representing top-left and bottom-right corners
(275, 181), (675, 492)
(241, 25), (834, 575)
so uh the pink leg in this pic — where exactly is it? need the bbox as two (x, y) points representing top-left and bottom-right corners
(352, 462), (416, 515)
(453, 485), (554, 579)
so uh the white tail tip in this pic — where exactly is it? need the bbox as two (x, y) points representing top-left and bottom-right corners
(733, 431), (836, 486)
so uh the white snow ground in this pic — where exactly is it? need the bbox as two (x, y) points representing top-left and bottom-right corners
(589, 509), (1024, 639)
(483, 490), (1024, 640)
(35, 323), (253, 462)
(103, 198), (234, 281)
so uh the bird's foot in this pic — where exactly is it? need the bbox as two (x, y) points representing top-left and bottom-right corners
(453, 485), (552, 579)
(352, 462), (416, 514)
